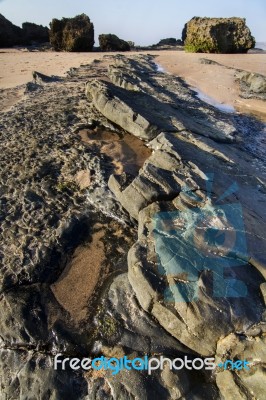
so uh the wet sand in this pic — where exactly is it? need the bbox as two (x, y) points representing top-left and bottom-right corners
(155, 52), (266, 120)
(79, 128), (152, 175)
(0, 49), (265, 120)
(51, 228), (105, 323)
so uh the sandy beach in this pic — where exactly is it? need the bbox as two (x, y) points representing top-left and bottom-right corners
(0, 49), (265, 119)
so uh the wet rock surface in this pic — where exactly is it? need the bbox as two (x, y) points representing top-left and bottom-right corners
(236, 71), (266, 101)
(0, 54), (265, 398)
(182, 17), (255, 53)
(200, 57), (266, 101)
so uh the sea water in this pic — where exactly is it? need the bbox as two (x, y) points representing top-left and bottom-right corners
(255, 42), (266, 50)
(192, 88), (235, 113)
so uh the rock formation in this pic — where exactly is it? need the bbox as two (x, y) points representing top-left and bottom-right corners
(0, 13), (49, 47)
(182, 17), (255, 53)
(99, 34), (130, 51)
(236, 71), (266, 100)
(200, 56), (266, 101)
(22, 22), (49, 43)
(157, 38), (183, 46)
(0, 54), (265, 398)
(0, 13), (24, 47)
(49, 14), (94, 52)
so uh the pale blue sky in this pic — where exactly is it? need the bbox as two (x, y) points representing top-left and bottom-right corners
(0, 0), (265, 45)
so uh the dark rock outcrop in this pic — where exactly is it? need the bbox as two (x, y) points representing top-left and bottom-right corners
(22, 22), (49, 43)
(158, 38), (178, 46)
(99, 34), (130, 51)
(182, 17), (255, 53)
(157, 38), (183, 46)
(0, 13), (24, 47)
(49, 14), (94, 52)
(0, 14), (49, 47)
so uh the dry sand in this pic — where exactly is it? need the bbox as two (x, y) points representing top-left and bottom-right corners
(0, 48), (265, 118)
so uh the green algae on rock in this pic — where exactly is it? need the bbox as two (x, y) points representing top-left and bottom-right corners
(182, 17), (255, 53)
(49, 14), (94, 52)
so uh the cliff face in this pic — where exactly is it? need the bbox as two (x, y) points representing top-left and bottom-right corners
(182, 17), (255, 53)
(0, 14), (49, 47)
(49, 14), (94, 52)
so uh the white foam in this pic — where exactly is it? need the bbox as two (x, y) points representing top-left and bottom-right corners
(193, 88), (235, 113)
(155, 63), (166, 73)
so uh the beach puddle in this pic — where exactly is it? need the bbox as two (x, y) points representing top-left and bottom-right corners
(51, 228), (106, 323)
(50, 218), (135, 325)
(79, 128), (152, 176)
(192, 87), (235, 113)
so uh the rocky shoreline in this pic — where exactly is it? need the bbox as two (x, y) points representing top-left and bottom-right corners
(0, 54), (266, 399)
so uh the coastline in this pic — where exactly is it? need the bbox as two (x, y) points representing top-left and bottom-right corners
(0, 51), (266, 399)
(155, 51), (266, 121)
(0, 48), (265, 121)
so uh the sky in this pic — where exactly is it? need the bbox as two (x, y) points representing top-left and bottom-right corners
(0, 0), (265, 45)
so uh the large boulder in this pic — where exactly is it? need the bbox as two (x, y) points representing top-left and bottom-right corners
(182, 17), (255, 53)
(49, 14), (94, 52)
(99, 34), (130, 51)
(0, 13), (24, 47)
(22, 22), (49, 43)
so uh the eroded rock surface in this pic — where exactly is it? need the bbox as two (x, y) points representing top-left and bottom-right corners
(99, 34), (130, 52)
(200, 57), (266, 101)
(86, 56), (237, 143)
(236, 71), (266, 101)
(182, 17), (255, 53)
(49, 14), (94, 52)
(1, 54), (265, 398)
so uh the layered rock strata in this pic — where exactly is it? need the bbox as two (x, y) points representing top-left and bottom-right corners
(0, 54), (265, 399)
